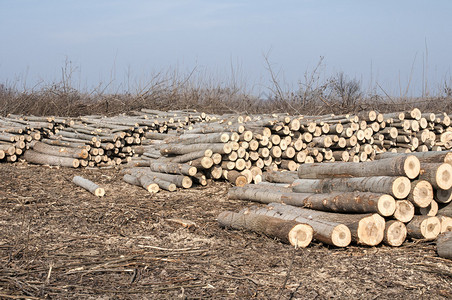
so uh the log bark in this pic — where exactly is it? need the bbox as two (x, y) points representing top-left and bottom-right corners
(376, 151), (452, 165)
(268, 203), (385, 246)
(72, 176), (105, 197)
(160, 143), (232, 155)
(226, 170), (247, 187)
(263, 171), (298, 184)
(438, 202), (452, 217)
(31, 141), (89, 159)
(383, 220), (407, 247)
(217, 210), (313, 248)
(127, 168), (192, 188)
(436, 232), (452, 259)
(24, 150), (80, 168)
(247, 206), (351, 247)
(418, 163), (452, 190)
(435, 188), (452, 204)
(406, 215), (441, 240)
(297, 155), (420, 179)
(149, 161), (197, 176)
(291, 176), (411, 199)
(229, 186), (395, 216)
(137, 174), (160, 193)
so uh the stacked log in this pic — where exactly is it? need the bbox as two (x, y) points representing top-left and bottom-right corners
(221, 153), (452, 248)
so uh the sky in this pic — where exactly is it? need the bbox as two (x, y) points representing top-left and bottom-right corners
(1, 0), (451, 97)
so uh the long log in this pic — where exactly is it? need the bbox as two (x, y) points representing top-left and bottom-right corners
(376, 151), (452, 165)
(436, 232), (452, 259)
(149, 161), (197, 176)
(31, 141), (89, 159)
(418, 163), (452, 190)
(72, 176), (105, 197)
(217, 210), (313, 248)
(127, 168), (192, 188)
(160, 143), (232, 155)
(263, 171), (298, 184)
(24, 150), (80, 168)
(291, 176), (411, 199)
(268, 203), (386, 246)
(297, 155), (420, 179)
(406, 215), (441, 240)
(248, 206), (351, 247)
(228, 186), (395, 216)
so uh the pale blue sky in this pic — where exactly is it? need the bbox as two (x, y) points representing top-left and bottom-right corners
(1, 0), (451, 97)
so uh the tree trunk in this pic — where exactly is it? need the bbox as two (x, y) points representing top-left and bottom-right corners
(376, 151), (452, 165)
(126, 167), (192, 188)
(263, 171), (298, 184)
(149, 161), (197, 176)
(436, 232), (452, 259)
(24, 150), (80, 168)
(418, 163), (452, 190)
(383, 220), (407, 247)
(160, 143), (232, 155)
(31, 141), (89, 159)
(217, 210), (313, 248)
(247, 206), (351, 247)
(169, 149), (213, 164)
(268, 203), (385, 246)
(297, 155), (420, 179)
(406, 215), (441, 240)
(226, 170), (247, 187)
(229, 186), (395, 216)
(291, 176), (411, 199)
(72, 176), (105, 197)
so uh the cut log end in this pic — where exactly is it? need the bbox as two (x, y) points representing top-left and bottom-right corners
(383, 220), (407, 247)
(288, 224), (314, 248)
(393, 177), (411, 199)
(404, 155), (421, 179)
(331, 224), (352, 248)
(411, 180), (434, 208)
(94, 187), (106, 197)
(393, 200), (415, 223)
(438, 215), (452, 233)
(146, 183), (160, 193)
(357, 214), (385, 246)
(420, 217), (441, 240)
(377, 195), (396, 217)
(436, 188), (452, 204)
(436, 163), (452, 190)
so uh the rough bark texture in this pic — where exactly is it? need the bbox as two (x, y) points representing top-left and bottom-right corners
(149, 161), (197, 176)
(263, 171), (299, 184)
(24, 150), (80, 168)
(291, 176), (411, 199)
(72, 176), (105, 197)
(406, 215), (441, 240)
(418, 163), (452, 190)
(268, 203), (385, 246)
(436, 232), (452, 259)
(247, 206), (351, 247)
(31, 141), (89, 159)
(217, 210), (313, 248)
(297, 155), (420, 179)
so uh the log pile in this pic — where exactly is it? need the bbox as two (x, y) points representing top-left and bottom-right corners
(1, 108), (452, 195)
(221, 153), (452, 250)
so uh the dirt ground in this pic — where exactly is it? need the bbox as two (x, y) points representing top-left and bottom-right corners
(0, 163), (451, 299)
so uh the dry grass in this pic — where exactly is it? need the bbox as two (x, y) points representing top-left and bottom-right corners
(1, 66), (451, 117)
